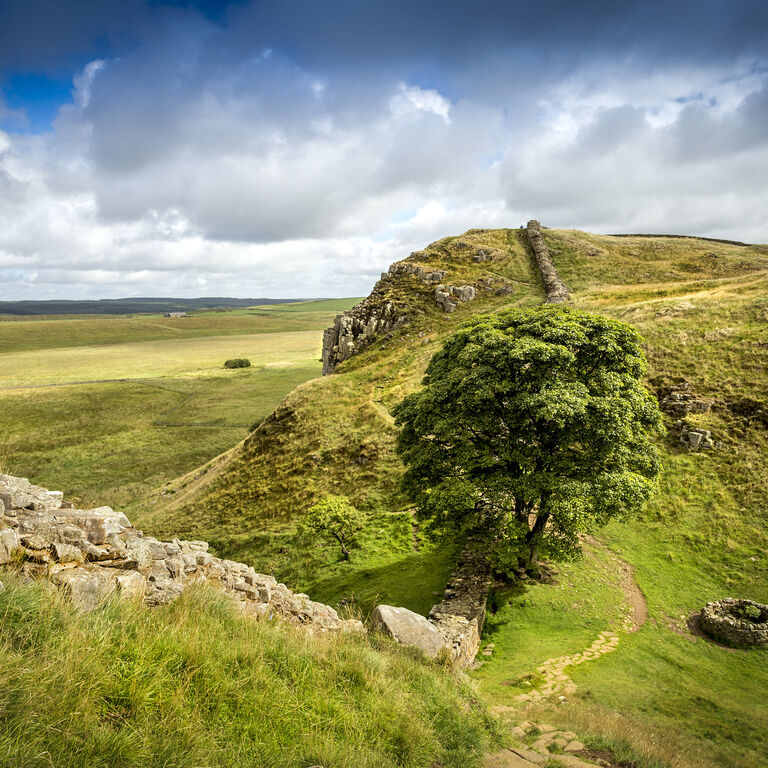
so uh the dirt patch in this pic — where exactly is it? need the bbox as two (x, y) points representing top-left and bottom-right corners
(619, 560), (648, 632)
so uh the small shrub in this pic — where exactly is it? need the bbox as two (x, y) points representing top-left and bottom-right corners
(223, 358), (251, 369)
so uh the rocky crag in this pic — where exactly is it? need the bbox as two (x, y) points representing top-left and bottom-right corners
(0, 474), (363, 634)
(526, 220), (571, 303)
(321, 234), (514, 374)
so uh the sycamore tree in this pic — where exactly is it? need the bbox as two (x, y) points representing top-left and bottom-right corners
(393, 306), (664, 576)
(299, 495), (365, 561)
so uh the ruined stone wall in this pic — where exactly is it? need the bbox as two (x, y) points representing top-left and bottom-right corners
(0, 474), (363, 634)
(370, 545), (492, 669)
(700, 598), (768, 647)
(428, 546), (492, 667)
(526, 220), (571, 304)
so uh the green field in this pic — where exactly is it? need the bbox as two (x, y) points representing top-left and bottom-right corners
(0, 298), (359, 354)
(0, 300), (358, 512)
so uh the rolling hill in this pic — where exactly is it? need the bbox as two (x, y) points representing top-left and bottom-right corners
(141, 225), (768, 767)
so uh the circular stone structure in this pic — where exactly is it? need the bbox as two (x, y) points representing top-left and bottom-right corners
(699, 598), (768, 647)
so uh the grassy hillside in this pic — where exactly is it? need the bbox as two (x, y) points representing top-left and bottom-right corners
(145, 228), (768, 767)
(0, 300), (358, 513)
(0, 575), (494, 768)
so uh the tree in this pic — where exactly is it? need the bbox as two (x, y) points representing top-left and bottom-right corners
(300, 495), (365, 560)
(393, 306), (664, 576)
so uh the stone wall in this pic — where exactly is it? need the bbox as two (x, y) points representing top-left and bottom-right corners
(700, 598), (768, 647)
(371, 546), (492, 669)
(526, 220), (571, 304)
(0, 474), (363, 634)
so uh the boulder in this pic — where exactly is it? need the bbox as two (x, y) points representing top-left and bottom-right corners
(371, 605), (447, 658)
(680, 426), (714, 451)
(51, 567), (125, 610)
(54, 507), (131, 545)
(0, 474), (63, 512)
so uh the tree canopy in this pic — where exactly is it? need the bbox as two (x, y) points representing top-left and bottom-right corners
(299, 495), (365, 561)
(393, 306), (664, 574)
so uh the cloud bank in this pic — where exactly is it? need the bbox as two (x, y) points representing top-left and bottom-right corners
(0, 0), (767, 299)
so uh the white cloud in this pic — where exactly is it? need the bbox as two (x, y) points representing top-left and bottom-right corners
(1, 35), (767, 301)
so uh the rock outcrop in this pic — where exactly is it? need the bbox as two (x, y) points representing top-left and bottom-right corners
(0, 474), (363, 634)
(321, 278), (409, 374)
(661, 389), (713, 416)
(322, 244), (495, 373)
(679, 425), (715, 451)
(526, 220), (570, 303)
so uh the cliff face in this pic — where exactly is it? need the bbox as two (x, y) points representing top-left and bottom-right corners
(322, 232), (515, 374)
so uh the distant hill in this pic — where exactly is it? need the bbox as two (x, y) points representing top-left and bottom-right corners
(0, 296), (315, 316)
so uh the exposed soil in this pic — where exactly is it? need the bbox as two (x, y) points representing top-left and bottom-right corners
(619, 559), (648, 632)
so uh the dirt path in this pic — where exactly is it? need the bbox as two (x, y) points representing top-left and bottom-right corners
(510, 539), (648, 705)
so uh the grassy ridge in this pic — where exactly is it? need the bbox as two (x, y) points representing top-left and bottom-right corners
(0, 576), (495, 768)
(149, 228), (768, 766)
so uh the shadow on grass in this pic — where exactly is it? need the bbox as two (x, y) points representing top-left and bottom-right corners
(304, 545), (461, 618)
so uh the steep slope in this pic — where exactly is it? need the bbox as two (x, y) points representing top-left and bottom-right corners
(142, 226), (768, 767)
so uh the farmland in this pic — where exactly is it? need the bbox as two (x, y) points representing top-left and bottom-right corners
(0, 299), (358, 513)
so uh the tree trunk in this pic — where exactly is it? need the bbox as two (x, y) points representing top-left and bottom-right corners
(522, 509), (550, 575)
(333, 532), (351, 560)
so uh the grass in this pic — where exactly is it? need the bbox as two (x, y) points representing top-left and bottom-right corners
(150, 227), (768, 766)
(0, 575), (495, 768)
(0, 300), (359, 512)
(0, 330), (323, 386)
(0, 298), (360, 354)
(0, 364), (319, 512)
(6, 227), (768, 765)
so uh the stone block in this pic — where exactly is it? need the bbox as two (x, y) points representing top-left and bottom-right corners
(371, 604), (447, 658)
(0, 527), (18, 564)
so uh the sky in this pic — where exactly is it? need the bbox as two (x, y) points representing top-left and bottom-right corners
(1, 0), (767, 300)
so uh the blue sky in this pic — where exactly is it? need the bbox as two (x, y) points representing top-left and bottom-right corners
(0, 0), (766, 299)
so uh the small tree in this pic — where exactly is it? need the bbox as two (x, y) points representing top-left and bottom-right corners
(393, 306), (664, 576)
(300, 495), (365, 561)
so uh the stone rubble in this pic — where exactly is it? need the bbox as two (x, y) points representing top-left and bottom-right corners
(679, 424), (715, 451)
(484, 721), (609, 768)
(660, 390), (712, 416)
(0, 474), (364, 634)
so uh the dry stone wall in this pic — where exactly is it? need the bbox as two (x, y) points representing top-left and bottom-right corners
(0, 474), (363, 634)
(526, 220), (571, 304)
(700, 598), (768, 647)
(372, 546), (492, 668)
